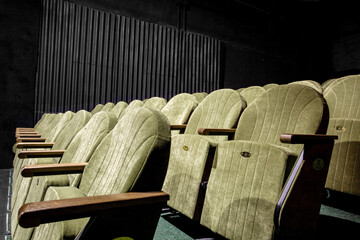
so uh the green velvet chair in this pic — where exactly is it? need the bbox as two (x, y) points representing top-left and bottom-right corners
(118, 100), (144, 120)
(324, 74), (360, 196)
(17, 107), (171, 240)
(143, 97), (167, 111)
(238, 86), (266, 105)
(109, 101), (128, 119)
(192, 92), (208, 103)
(11, 111), (116, 240)
(101, 102), (115, 112)
(289, 80), (323, 94)
(16, 113), (54, 134)
(199, 84), (331, 240)
(263, 83), (279, 90)
(162, 89), (246, 220)
(13, 111), (75, 188)
(90, 103), (104, 115)
(161, 93), (198, 135)
(321, 77), (337, 90)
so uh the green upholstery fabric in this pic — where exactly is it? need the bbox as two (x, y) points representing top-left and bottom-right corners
(32, 113), (49, 132)
(161, 93), (198, 135)
(263, 83), (279, 90)
(192, 92), (207, 103)
(239, 86), (266, 105)
(12, 111), (75, 192)
(40, 113), (64, 140)
(234, 84), (325, 154)
(200, 84), (326, 240)
(162, 89), (246, 219)
(90, 103), (104, 115)
(143, 97), (167, 111)
(184, 89), (246, 141)
(110, 101), (128, 119)
(321, 78), (336, 90)
(33, 113), (56, 133)
(324, 74), (360, 119)
(324, 75), (360, 196)
(326, 119), (360, 196)
(31, 186), (88, 240)
(118, 100), (144, 119)
(289, 80), (323, 94)
(12, 112), (116, 240)
(201, 141), (290, 240)
(30, 107), (171, 240)
(101, 102), (115, 112)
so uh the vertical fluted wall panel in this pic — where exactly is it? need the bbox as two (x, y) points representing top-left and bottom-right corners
(35, 0), (220, 120)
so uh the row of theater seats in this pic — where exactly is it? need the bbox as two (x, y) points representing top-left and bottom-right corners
(9, 75), (357, 240)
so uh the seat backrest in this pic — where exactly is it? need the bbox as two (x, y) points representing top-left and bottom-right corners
(161, 93), (198, 125)
(321, 78), (336, 90)
(41, 113), (64, 139)
(101, 102), (115, 112)
(118, 100), (144, 119)
(59, 111), (117, 187)
(289, 80), (323, 94)
(143, 97), (167, 111)
(263, 83), (279, 90)
(323, 74), (360, 119)
(323, 75), (360, 196)
(184, 89), (246, 141)
(47, 111), (75, 142)
(79, 107), (171, 196)
(235, 84), (326, 155)
(239, 86), (266, 105)
(33, 113), (48, 130)
(90, 104), (104, 115)
(192, 92), (207, 103)
(34, 113), (55, 132)
(110, 101), (128, 119)
(52, 110), (92, 150)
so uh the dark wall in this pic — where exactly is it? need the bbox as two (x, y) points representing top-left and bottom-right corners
(0, 0), (41, 168)
(70, 0), (336, 88)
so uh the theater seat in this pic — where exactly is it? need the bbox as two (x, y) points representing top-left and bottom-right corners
(289, 80), (323, 94)
(101, 102), (115, 112)
(161, 93), (198, 135)
(199, 84), (330, 240)
(162, 89), (246, 220)
(16, 113), (54, 135)
(238, 86), (266, 105)
(143, 97), (167, 111)
(17, 107), (171, 240)
(118, 100), (144, 120)
(90, 103), (104, 115)
(13, 111), (75, 187)
(110, 101), (128, 119)
(11, 111), (117, 240)
(263, 83), (278, 90)
(324, 74), (360, 196)
(192, 92), (207, 103)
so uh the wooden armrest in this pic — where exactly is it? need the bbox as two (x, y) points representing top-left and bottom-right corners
(280, 134), (338, 144)
(17, 142), (54, 149)
(21, 162), (88, 177)
(18, 150), (65, 159)
(16, 134), (42, 138)
(15, 131), (39, 135)
(170, 124), (187, 130)
(19, 191), (169, 228)
(16, 128), (35, 131)
(17, 138), (46, 143)
(198, 128), (236, 135)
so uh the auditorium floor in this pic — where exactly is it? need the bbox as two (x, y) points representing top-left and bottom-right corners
(2, 168), (360, 240)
